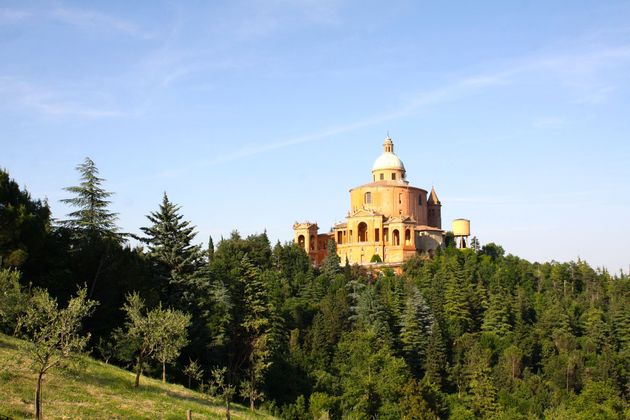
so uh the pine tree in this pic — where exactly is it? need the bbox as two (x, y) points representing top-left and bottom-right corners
(141, 193), (203, 306)
(442, 262), (472, 337)
(399, 287), (434, 377)
(481, 290), (512, 337)
(61, 157), (118, 240)
(141, 192), (202, 277)
(239, 256), (272, 410)
(424, 321), (447, 387)
(321, 239), (341, 277)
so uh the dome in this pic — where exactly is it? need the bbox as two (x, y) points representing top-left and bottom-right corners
(372, 136), (405, 172)
(372, 152), (405, 172)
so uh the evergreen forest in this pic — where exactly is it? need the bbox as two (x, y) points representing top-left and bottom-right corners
(1, 160), (628, 419)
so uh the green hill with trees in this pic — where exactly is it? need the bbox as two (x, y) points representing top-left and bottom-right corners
(0, 332), (271, 419)
(1, 160), (629, 419)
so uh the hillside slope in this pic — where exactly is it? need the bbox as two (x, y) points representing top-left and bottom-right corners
(0, 333), (273, 419)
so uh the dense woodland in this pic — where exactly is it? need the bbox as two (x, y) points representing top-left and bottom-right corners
(1, 159), (629, 419)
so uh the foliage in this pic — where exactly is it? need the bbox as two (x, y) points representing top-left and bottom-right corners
(0, 169), (51, 270)
(0, 269), (26, 334)
(17, 287), (96, 419)
(118, 292), (190, 387)
(60, 157), (119, 240)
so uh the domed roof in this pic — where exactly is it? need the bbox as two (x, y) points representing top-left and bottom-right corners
(372, 152), (405, 172)
(372, 136), (405, 172)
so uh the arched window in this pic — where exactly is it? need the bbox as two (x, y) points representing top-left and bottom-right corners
(358, 222), (368, 242)
(392, 229), (400, 246)
(399, 193), (402, 204)
(405, 229), (411, 245)
(310, 235), (316, 250)
(298, 235), (305, 249)
(364, 192), (372, 204)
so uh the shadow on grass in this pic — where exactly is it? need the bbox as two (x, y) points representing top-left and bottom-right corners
(0, 337), (21, 352)
(61, 362), (226, 412)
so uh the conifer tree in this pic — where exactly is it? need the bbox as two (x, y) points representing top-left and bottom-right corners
(207, 235), (215, 263)
(442, 262), (472, 337)
(141, 193), (203, 306)
(238, 256), (272, 410)
(321, 239), (341, 277)
(481, 290), (512, 336)
(141, 192), (202, 276)
(399, 287), (434, 377)
(61, 157), (118, 240)
(424, 321), (447, 387)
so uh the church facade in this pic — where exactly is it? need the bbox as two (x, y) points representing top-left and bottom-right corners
(294, 137), (444, 267)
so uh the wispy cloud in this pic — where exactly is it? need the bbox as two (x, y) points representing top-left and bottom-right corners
(207, 43), (630, 165)
(0, 76), (126, 118)
(0, 8), (31, 24)
(50, 7), (154, 39)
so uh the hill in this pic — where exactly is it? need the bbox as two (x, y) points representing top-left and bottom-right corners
(0, 333), (273, 419)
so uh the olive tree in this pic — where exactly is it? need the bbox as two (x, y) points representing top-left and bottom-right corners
(18, 287), (96, 420)
(119, 292), (190, 387)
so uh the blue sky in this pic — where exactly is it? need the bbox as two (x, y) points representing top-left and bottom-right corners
(2, 1), (629, 273)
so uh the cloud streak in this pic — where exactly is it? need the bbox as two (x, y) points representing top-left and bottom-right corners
(209, 42), (630, 165)
(0, 76), (126, 118)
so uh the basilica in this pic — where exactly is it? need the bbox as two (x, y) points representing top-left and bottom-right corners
(294, 137), (444, 267)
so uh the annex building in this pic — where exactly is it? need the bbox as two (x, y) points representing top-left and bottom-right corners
(294, 137), (446, 267)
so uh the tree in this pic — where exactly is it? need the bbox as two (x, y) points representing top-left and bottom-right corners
(335, 329), (409, 418)
(207, 366), (236, 419)
(0, 268), (26, 334)
(320, 239), (341, 277)
(18, 287), (96, 420)
(399, 287), (434, 377)
(154, 306), (191, 383)
(239, 256), (272, 410)
(0, 169), (51, 270)
(183, 358), (204, 389)
(141, 193), (203, 306)
(60, 157), (118, 240)
(119, 292), (190, 387)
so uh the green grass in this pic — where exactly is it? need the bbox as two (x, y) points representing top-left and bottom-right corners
(0, 333), (275, 419)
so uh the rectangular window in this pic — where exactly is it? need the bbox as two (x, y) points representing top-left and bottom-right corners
(391, 173), (396, 180)
(375, 228), (380, 242)
(380, 173), (384, 180)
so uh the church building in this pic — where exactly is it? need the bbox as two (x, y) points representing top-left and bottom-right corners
(294, 137), (444, 267)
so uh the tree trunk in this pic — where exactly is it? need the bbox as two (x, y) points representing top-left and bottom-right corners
(162, 361), (166, 383)
(35, 371), (44, 419)
(226, 399), (231, 420)
(188, 375), (191, 388)
(89, 244), (109, 299)
(250, 397), (254, 411)
(134, 356), (143, 388)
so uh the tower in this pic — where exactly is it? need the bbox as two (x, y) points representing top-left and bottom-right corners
(427, 186), (442, 229)
(452, 218), (471, 249)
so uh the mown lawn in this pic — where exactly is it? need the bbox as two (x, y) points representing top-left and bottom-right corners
(0, 333), (274, 419)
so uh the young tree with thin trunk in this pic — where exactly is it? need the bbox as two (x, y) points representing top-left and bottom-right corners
(208, 366), (236, 419)
(120, 292), (190, 387)
(18, 287), (96, 420)
(154, 306), (191, 383)
(183, 359), (203, 389)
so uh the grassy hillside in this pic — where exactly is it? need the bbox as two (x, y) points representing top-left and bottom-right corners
(0, 333), (274, 419)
